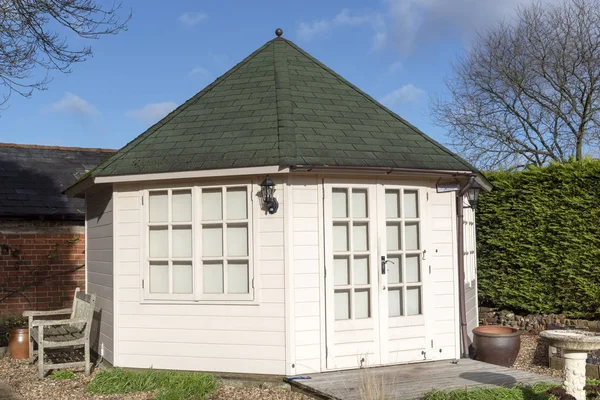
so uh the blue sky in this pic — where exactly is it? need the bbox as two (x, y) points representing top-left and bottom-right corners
(0, 0), (539, 150)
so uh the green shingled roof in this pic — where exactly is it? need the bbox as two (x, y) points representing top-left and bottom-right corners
(93, 37), (476, 177)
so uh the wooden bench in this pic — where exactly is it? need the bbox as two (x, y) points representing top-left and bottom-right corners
(23, 288), (96, 379)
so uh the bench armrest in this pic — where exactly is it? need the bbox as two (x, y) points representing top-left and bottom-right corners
(23, 308), (72, 317)
(32, 318), (87, 328)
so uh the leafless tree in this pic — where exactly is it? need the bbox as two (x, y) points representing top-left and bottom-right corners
(432, 0), (600, 169)
(0, 0), (130, 106)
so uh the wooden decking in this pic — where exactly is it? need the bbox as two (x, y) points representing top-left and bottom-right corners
(287, 359), (561, 400)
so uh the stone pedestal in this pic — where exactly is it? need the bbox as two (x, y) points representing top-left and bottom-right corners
(563, 350), (587, 400)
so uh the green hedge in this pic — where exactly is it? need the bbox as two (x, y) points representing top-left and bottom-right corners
(476, 160), (600, 318)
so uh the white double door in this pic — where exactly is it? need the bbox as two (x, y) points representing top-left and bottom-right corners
(324, 180), (431, 369)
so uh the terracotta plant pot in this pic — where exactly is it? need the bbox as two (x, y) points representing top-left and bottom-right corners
(8, 327), (29, 360)
(472, 325), (521, 367)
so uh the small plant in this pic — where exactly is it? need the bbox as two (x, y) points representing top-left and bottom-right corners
(50, 370), (76, 380)
(0, 315), (28, 347)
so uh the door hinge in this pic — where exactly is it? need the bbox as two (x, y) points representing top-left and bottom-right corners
(252, 278), (255, 289)
(326, 346), (328, 358)
(431, 340), (434, 348)
(141, 197), (144, 206)
(142, 279), (144, 289)
(426, 192), (429, 201)
(324, 267), (327, 278)
(429, 265), (432, 274)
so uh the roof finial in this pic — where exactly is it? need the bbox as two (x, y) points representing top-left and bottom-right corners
(275, 28), (283, 37)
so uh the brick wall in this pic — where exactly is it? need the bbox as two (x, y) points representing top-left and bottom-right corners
(0, 221), (86, 316)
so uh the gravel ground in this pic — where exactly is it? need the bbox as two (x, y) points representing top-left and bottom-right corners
(0, 356), (310, 400)
(512, 333), (563, 379)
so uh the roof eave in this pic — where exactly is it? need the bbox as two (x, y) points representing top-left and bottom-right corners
(64, 176), (95, 198)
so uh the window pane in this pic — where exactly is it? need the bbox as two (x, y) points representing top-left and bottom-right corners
(387, 256), (402, 284)
(407, 286), (421, 315)
(352, 189), (368, 218)
(385, 190), (400, 219)
(149, 191), (168, 223)
(333, 223), (348, 252)
(332, 189), (348, 218)
(404, 190), (418, 218)
(203, 262), (223, 294)
(227, 224), (248, 256)
(405, 223), (420, 250)
(172, 226), (192, 258)
(353, 223), (368, 251)
(149, 262), (168, 293)
(149, 227), (168, 258)
(334, 290), (350, 320)
(228, 262), (249, 294)
(202, 225), (223, 257)
(227, 188), (247, 220)
(406, 255), (420, 283)
(202, 189), (222, 221)
(172, 190), (192, 222)
(353, 257), (369, 285)
(386, 223), (401, 251)
(334, 257), (349, 286)
(388, 288), (403, 317)
(354, 290), (370, 319)
(173, 262), (193, 294)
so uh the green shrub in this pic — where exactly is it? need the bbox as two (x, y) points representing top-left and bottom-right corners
(0, 315), (28, 347)
(477, 159), (600, 318)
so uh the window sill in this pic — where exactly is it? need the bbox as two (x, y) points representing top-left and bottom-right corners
(139, 299), (260, 306)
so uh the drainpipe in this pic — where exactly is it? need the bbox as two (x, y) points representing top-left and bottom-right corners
(457, 177), (475, 359)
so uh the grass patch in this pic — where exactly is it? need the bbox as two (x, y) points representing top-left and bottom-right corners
(49, 370), (76, 380)
(86, 368), (219, 400)
(422, 383), (559, 400)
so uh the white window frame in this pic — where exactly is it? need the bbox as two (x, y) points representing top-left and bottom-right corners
(141, 181), (255, 303)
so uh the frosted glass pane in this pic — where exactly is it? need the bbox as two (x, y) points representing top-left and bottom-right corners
(407, 286), (421, 315)
(203, 262), (223, 293)
(352, 189), (368, 218)
(172, 227), (192, 258)
(405, 223), (419, 250)
(149, 262), (168, 293)
(227, 188), (247, 220)
(228, 262), (249, 294)
(388, 288), (402, 317)
(334, 290), (350, 320)
(334, 257), (349, 286)
(353, 257), (369, 285)
(149, 228), (168, 258)
(227, 225), (248, 256)
(333, 223), (348, 252)
(404, 190), (418, 218)
(354, 290), (370, 319)
(406, 255), (420, 283)
(149, 192), (168, 223)
(387, 256), (401, 284)
(172, 190), (192, 222)
(353, 223), (368, 251)
(173, 262), (193, 294)
(385, 190), (400, 219)
(202, 226), (223, 257)
(202, 189), (222, 221)
(332, 189), (348, 218)
(386, 223), (401, 251)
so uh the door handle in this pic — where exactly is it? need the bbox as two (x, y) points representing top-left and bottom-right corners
(381, 256), (394, 275)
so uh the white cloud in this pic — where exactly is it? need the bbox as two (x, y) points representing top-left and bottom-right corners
(47, 92), (99, 116)
(179, 12), (208, 28)
(188, 66), (211, 81)
(380, 84), (426, 109)
(386, 61), (403, 75)
(126, 102), (178, 125)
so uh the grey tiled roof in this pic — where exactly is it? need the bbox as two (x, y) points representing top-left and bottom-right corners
(91, 38), (476, 178)
(0, 144), (115, 220)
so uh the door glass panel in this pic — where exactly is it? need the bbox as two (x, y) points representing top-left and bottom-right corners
(227, 224), (248, 256)
(354, 290), (370, 319)
(149, 262), (169, 293)
(172, 227), (192, 258)
(333, 223), (349, 252)
(353, 257), (369, 285)
(385, 190), (400, 219)
(404, 190), (418, 218)
(203, 262), (223, 294)
(173, 262), (193, 294)
(335, 290), (350, 320)
(149, 227), (168, 258)
(352, 189), (368, 218)
(149, 191), (168, 223)
(407, 286), (421, 315)
(352, 223), (368, 251)
(388, 288), (402, 317)
(202, 226), (223, 257)
(332, 189), (348, 218)
(228, 262), (249, 294)
(405, 255), (420, 283)
(202, 189), (222, 221)
(386, 223), (401, 251)
(334, 257), (349, 286)
(227, 188), (247, 220)
(387, 256), (402, 283)
(172, 190), (192, 222)
(405, 223), (419, 250)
